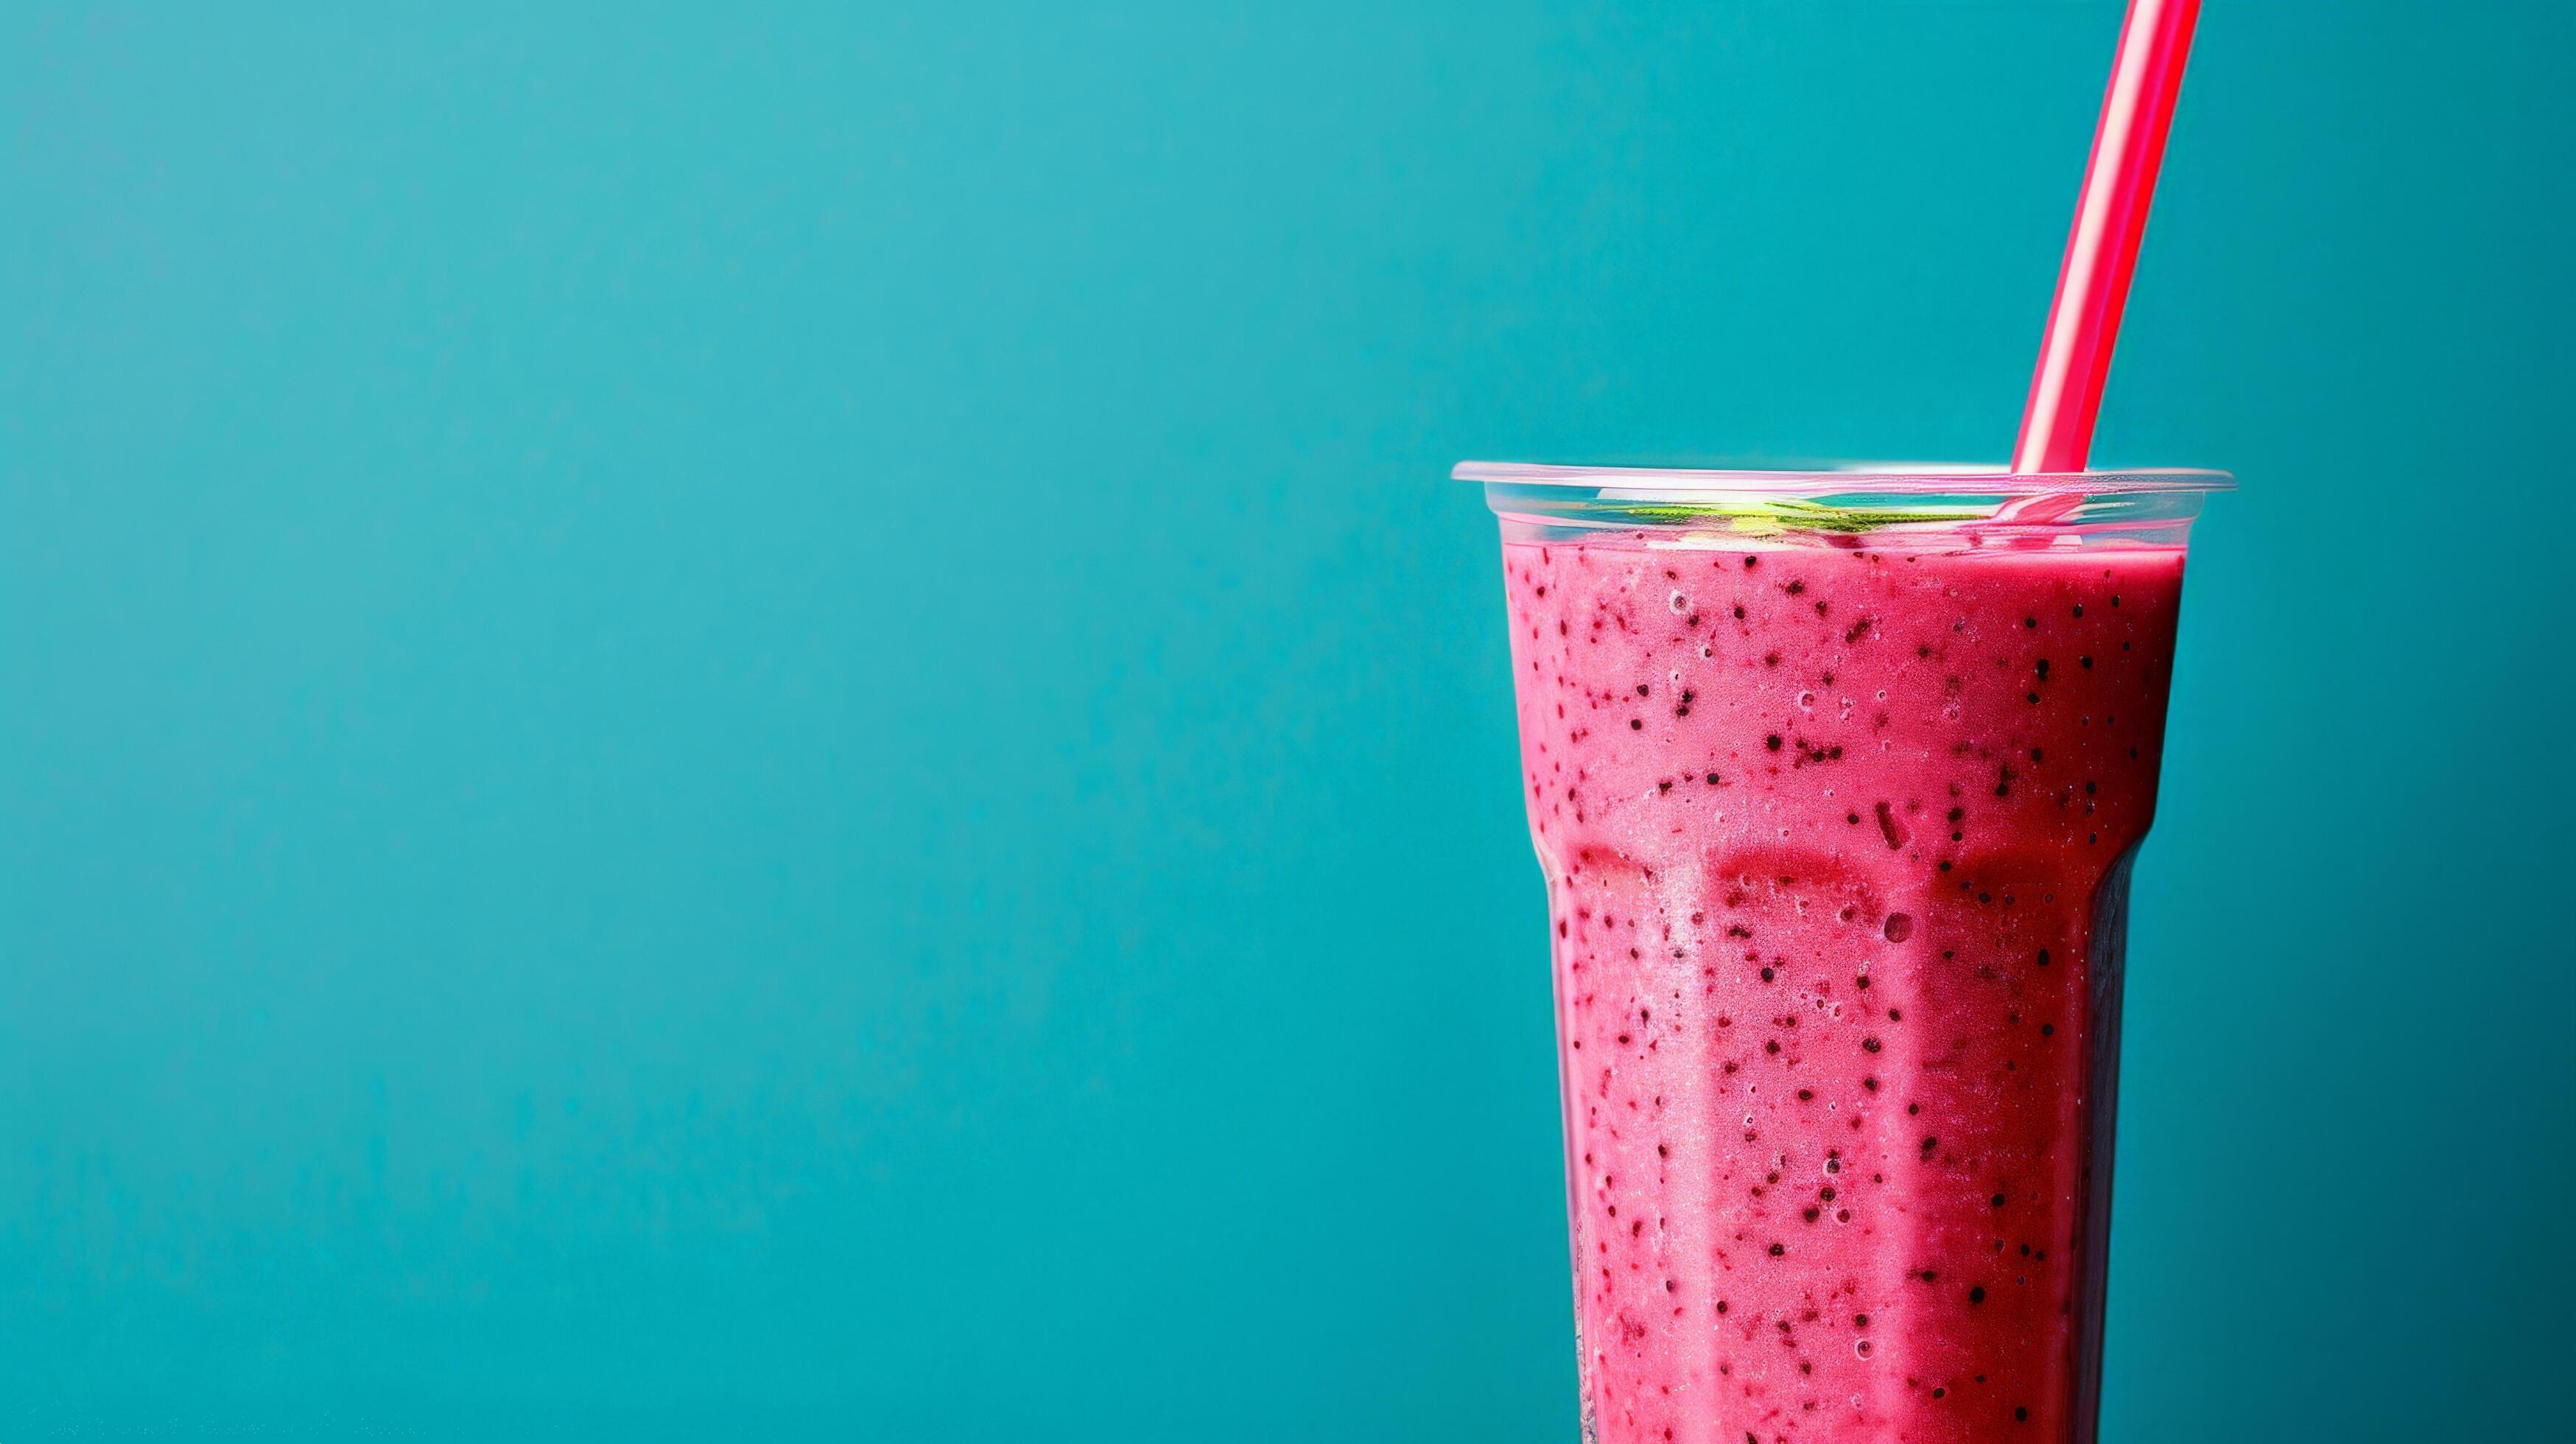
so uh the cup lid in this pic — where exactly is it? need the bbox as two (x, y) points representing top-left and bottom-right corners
(1453, 460), (2234, 496)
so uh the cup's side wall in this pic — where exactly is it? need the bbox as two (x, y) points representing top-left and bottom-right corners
(2068, 849), (2138, 1444)
(1490, 519), (2192, 1443)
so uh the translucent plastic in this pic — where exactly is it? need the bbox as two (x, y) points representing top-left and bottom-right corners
(1464, 461), (2229, 550)
(1474, 463), (2224, 1444)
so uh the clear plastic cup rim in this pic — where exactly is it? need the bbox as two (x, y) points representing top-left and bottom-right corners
(1454, 460), (2234, 497)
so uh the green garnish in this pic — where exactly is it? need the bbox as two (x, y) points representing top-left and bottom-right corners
(1622, 499), (1992, 536)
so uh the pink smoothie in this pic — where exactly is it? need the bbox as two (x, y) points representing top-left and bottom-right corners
(1502, 533), (2185, 1444)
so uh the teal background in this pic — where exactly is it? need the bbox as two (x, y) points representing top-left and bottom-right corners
(5, 3), (2571, 1439)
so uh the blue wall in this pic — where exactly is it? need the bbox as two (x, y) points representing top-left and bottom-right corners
(5, 4), (2569, 1438)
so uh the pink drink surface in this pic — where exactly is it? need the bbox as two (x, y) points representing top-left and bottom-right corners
(1502, 534), (2185, 1444)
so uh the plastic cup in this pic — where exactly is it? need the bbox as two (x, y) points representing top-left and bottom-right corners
(1467, 461), (2229, 1444)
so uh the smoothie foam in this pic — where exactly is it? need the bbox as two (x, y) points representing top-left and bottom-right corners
(1503, 532), (2185, 1444)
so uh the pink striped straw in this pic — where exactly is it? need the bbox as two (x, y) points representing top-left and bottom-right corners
(2012, 0), (2203, 477)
